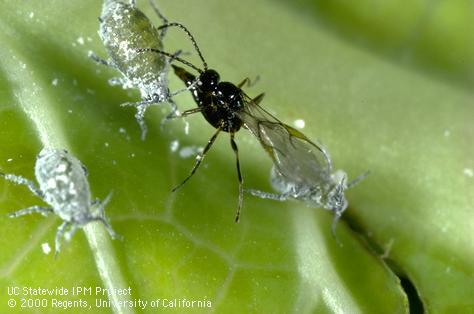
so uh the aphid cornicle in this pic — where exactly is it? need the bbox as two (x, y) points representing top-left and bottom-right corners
(138, 23), (368, 228)
(90, 0), (182, 140)
(0, 148), (119, 255)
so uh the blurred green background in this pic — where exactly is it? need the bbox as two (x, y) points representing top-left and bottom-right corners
(0, 0), (472, 313)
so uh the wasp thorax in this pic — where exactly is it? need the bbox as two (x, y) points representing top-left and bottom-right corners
(216, 82), (244, 111)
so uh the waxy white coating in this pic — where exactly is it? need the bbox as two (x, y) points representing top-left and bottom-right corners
(1, 148), (119, 254)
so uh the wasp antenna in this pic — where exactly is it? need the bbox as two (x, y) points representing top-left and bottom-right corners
(136, 48), (203, 73)
(157, 22), (208, 70)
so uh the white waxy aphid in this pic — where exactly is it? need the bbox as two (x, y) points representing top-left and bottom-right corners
(90, 0), (180, 140)
(266, 164), (367, 234)
(241, 103), (368, 235)
(0, 148), (119, 255)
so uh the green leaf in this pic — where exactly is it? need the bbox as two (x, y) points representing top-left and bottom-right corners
(0, 0), (472, 313)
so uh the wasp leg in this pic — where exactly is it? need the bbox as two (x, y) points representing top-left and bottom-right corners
(230, 133), (244, 223)
(238, 76), (260, 89)
(162, 104), (199, 135)
(172, 126), (222, 192)
(252, 93), (265, 105)
(178, 107), (203, 118)
(163, 107), (202, 132)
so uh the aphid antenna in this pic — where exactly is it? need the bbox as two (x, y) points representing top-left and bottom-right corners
(149, 0), (168, 24)
(148, 0), (169, 38)
(156, 22), (208, 70)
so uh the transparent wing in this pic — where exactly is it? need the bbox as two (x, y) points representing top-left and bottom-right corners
(238, 94), (333, 187)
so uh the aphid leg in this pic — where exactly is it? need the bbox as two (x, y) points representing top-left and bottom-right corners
(252, 93), (265, 105)
(331, 212), (343, 247)
(88, 51), (116, 68)
(95, 192), (112, 217)
(136, 104), (150, 141)
(237, 76), (260, 89)
(168, 49), (183, 64)
(347, 170), (370, 189)
(0, 172), (43, 198)
(172, 126), (222, 192)
(91, 192), (122, 240)
(167, 97), (179, 117)
(245, 189), (290, 201)
(121, 99), (155, 109)
(108, 77), (127, 87)
(95, 217), (122, 240)
(149, 0), (168, 23)
(160, 96), (181, 130)
(91, 197), (101, 207)
(230, 133), (244, 223)
(64, 223), (80, 242)
(121, 99), (156, 140)
(149, 0), (169, 38)
(8, 206), (53, 218)
(55, 221), (70, 256)
(79, 162), (88, 176)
